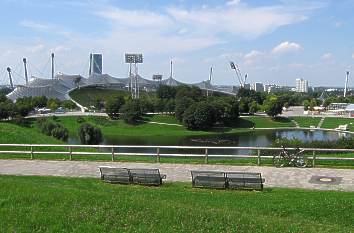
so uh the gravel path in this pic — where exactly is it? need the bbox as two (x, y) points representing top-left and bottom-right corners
(0, 160), (353, 191)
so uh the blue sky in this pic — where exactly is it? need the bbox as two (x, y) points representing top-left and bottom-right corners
(0, 0), (354, 87)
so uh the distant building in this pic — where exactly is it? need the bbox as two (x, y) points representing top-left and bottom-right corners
(296, 78), (308, 93)
(252, 82), (264, 92)
(243, 83), (251, 90)
(89, 53), (103, 75)
(264, 84), (291, 93)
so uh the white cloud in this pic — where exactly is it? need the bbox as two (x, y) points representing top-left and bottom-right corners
(167, 4), (307, 38)
(20, 20), (49, 31)
(272, 41), (302, 54)
(244, 50), (263, 60)
(322, 53), (332, 60)
(226, 0), (241, 6)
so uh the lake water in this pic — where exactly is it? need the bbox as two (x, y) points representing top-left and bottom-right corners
(69, 129), (350, 155)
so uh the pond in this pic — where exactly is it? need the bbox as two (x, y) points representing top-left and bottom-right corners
(69, 129), (351, 155)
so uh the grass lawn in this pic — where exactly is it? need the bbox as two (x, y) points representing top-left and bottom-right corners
(0, 175), (353, 233)
(290, 116), (322, 128)
(322, 117), (354, 131)
(234, 116), (295, 129)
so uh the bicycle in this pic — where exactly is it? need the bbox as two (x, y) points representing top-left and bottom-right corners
(273, 146), (308, 168)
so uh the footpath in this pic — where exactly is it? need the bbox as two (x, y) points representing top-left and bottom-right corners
(0, 160), (353, 191)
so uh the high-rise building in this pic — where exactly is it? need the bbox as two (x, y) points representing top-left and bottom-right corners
(89, 53), (102, 75)
(296, 78), (308, 93)
(252, 82), (264, 92)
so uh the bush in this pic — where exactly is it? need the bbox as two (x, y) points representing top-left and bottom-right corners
(51, 127), (69, 141)
(120, 100), (143, 124)
(76, 116), (85, 123)
(78, 123), (103, 145)
(175, 97), (194, 122)
(183, 102), (215, 130)
(106, 95), (125, 119)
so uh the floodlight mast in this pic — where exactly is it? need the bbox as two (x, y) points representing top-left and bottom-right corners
(230, 61), (244, 87)
(125, 53), (143, 99)
(344, 71), (349, 98)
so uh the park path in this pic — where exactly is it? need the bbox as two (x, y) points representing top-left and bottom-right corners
(0, 160), (353, 191)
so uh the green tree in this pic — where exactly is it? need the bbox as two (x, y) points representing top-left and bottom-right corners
(249, 101), (259, 115)
(78, 123), (103, 145)
(183, 102), (215, 130)
(47, 98), (60, 111)
(156, 85), (176, 99)
(263, 96), (283, 118)
(120, 100), (143, 124)
(62, 100), (76, 110)
(105, 95), (125, 119)
(175, 97), (194, 122)
(51, 127), (69, 141)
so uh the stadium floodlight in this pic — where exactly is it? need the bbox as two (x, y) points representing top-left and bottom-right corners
(152, 74), (163, 81)
(230, 61), (236, 70)
(125, 53), (143, 64)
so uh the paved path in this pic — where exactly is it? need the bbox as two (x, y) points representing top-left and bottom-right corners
(0, 160), (353, 191)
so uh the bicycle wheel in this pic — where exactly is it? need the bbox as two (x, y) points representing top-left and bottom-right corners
(295, 156), (308, 168)
(273, 152), (286, 167)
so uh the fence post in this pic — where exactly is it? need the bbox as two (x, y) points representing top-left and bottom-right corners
(205, 148), (208, 164)
(30, 146), (34, 160)
(111, 147), (115, 162)
(312, 151), (316, 168)
(156, 147), (160, 163)
(257, 149), (261, 166)
(69, 146), (72, 161)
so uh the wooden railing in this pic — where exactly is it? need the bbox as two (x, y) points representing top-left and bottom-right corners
(0, 144), (353, 167)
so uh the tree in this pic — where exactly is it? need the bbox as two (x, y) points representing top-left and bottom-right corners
(94, 97), (104, 110)
(249, 101), (259, 115)
(32, 96), (47, 108)
(47, 98), (60, 111)
(105, 95), (125, 119)
(78, 123), (103, 145)
(62, 100), (76, 110)
(183, 102), (215, 130)
(51, 127), (69, 141)
(263, 96), (283, 118)
(175, 97), (194, 122)
(120, 100), (143, 124)
(156, 85), (176, 99)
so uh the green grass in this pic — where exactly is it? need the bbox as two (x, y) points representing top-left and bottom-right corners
(290, 116), (322, 128)
(234, 116), (295, 129)
(69, 87), (152, 107)
(322, 117), (354, 131)
(0, 175), (353, 233)
(0, 121), (62, 144)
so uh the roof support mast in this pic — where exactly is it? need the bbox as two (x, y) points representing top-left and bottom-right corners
(51, 53), (55, 79)
(23, 58), (29, 84)
(344, 71), (349, 98)
(6, 67), (14, 90)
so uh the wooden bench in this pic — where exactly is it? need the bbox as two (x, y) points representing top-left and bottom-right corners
(191, 171), (265, 190)
(99, 167), (166, 186)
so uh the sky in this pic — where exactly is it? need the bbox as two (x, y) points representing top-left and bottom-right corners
(0, 0), (354, 87)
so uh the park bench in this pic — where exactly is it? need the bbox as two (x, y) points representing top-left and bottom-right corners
(99, 167), (131, 184)
(99, 167), (166, 186)
(227, 172), (264, 191)
(191, 171), (227, 189)
(191, 171), (264, 190)
(129, 168), (166, 186)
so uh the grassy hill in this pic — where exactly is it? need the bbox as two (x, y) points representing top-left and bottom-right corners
(0, 175), (352, 233)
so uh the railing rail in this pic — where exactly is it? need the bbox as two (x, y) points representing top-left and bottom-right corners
(0, 144), (353, 167)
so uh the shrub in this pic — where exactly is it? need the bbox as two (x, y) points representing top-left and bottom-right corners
(51, 127), (69, 141)
(106, 95), (125, 119)
(120, 100), (143, 124)
(183, 102), (215, 130)
(76, 116), (85, 123)
(78, 123), (103, 145)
